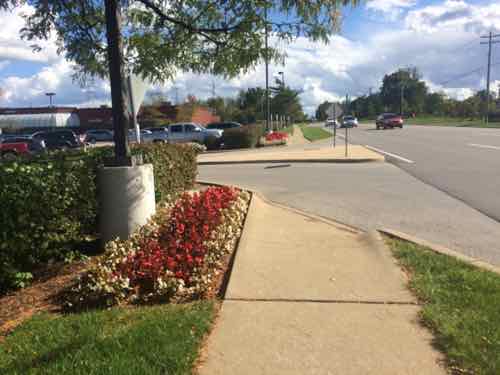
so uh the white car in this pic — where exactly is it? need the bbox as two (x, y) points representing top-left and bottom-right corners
(325, 119), (338, 127)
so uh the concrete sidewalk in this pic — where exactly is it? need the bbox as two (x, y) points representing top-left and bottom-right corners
(198, 144), (383, 165)
(198, 195), (445, 375)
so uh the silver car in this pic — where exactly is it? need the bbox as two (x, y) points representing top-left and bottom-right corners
(340, 115), (358, 128)
(167, 123), (222, 144)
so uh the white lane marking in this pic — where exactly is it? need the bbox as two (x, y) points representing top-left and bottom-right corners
(468, 143), (500, 150)
(364, 145), (415, 164)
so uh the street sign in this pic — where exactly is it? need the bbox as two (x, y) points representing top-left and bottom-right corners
(126, 74), (149, 143)
(327, 103), (343, 119)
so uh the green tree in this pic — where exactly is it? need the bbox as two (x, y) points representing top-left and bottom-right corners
(380, 68), (428, 114)
(271, 87), (306, 122)
(2, 0), (359, 160)
(315, 101), (332, 121)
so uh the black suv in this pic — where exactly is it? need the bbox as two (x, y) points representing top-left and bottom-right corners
(32, 130), (83, 151)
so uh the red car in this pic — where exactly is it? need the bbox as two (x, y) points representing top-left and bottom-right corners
(376, 113), (404, 129)
(0, 137), (46, 160)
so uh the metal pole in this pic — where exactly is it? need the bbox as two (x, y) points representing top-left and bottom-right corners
(486, 31), (492, 126)
(265, 6), (270, 132)
(333, 105), (336, 148)
(345, 125), (348, 157)
(104, 0), (130, 163)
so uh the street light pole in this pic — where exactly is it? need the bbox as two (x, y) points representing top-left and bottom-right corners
(45, 92), (56, 107)
(278, 71), (285, 88)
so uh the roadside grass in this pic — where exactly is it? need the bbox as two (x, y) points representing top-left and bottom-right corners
(388, 238), (500, 375)
(0, 301), (215, 375)
(299, 124), (332, 141)
(405, 116), (500, 128)
(358, 116), (500, 128)
(282, 125), (294, 135)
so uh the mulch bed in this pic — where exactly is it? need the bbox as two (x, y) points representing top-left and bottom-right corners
(0, 261), (89, 340)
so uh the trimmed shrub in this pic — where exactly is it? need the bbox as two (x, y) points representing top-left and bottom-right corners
(135, 143), (197, 202)
(0, 143), (197, 293)
(222, 124), (264, 149)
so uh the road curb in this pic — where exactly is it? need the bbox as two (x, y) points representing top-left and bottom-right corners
(379, 228), (500, 276)
(198, 158), (382, 165)
(197, 180), (362, 234)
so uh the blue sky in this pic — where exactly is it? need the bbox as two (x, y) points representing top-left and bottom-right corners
(1, 0), (499, 114)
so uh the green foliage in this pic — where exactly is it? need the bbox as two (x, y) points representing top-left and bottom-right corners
(0, 144), (197, 293)
(135, 143), (197, 202)
(222, 124), (264, 149)
(389, 238), (500, 375)
(2, 0), (356, 83)
(0, 151), (104, 294)
(0, 302), (214, 375)
(299, 124), (332, 141)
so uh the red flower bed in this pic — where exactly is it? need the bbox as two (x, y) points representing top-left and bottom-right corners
(265, 131), (288, 142)
(120, 187), (239, 287)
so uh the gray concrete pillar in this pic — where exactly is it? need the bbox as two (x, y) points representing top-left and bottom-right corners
(98, 164), (156, 244)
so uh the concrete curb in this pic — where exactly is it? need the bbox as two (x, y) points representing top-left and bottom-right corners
(197, 180), (362, 235)
(198, 158), (382, 165)
(379, 228), (500, 276)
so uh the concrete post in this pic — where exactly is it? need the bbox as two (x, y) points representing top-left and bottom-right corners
(98, 164), (156, 244)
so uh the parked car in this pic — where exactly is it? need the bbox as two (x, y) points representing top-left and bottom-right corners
(206, 122), (242, 131)
(0, 136), (46, 160)
(167, 123), (223, 144)
(128, 128), (169, 143)
(376, 113), (404, 129)
(143, 127), (170, 142)
(31, 130), (83, 151)
(84, 129), (114, 143)
(340, 115), (358, 128)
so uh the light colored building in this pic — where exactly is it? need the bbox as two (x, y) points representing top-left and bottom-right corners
(0, 107), (79, 130)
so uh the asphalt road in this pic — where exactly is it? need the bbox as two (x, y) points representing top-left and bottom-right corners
(199, 123), (500, 266)
(325, 123), (500, 223)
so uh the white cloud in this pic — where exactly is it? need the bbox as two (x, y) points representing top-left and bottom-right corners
(406, 0), (500, 33)
(366, 0), (417, 14)
(0, 5), (59, 63)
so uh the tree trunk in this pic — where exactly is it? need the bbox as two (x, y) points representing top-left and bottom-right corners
(104, 0), (130, 165)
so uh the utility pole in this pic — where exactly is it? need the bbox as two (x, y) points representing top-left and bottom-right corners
(480, 31), (500, 125)
(400, 84), (405, 116)
(211, 81), (216, 98)
(264, 5), (270, 132)
(174, 86), (179, 105)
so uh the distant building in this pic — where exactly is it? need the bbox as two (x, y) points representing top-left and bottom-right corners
(0, 102), (220, 132)
(0, 107), (80, 130)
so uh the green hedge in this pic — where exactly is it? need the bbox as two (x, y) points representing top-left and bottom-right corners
(0, 143), (197, 293)
(222, 124), (264, 149)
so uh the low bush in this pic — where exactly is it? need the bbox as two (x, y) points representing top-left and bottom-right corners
(68, 186), (250, 307)
(0, 143), (198, 293)
(222, 124), (264, 149)
(135, 143), (197, 202)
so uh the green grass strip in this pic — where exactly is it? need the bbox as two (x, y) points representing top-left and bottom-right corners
(388, 238), (500, 375)
(299, 124), (332, 141)
(0, 301), (214, 375)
